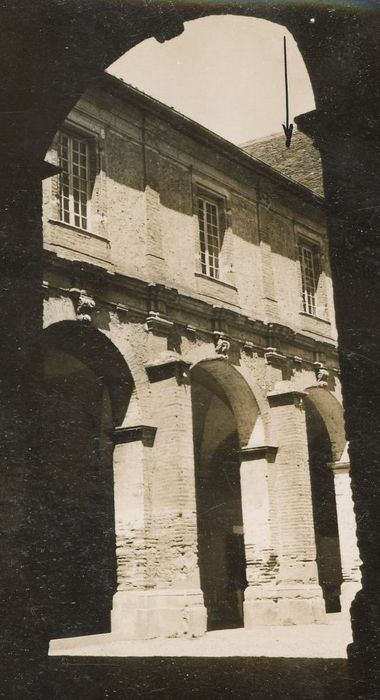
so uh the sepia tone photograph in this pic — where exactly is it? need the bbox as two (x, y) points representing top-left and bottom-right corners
(0, 1), (379, 698)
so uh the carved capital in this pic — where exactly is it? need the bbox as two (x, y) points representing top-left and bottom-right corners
(268, 383), (306, 408)
(240, 445), (278, 463)
(113, 425), (157, 448)
(146, 352), (191, 385)
(329, 460), (350, 475)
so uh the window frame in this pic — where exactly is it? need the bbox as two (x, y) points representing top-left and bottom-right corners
(195, 186), (228, 281)
(298, 238), (319, 316)
(58, 128), (93, 232)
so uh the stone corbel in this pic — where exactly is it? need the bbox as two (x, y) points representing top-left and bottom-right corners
(313, 361), (329, 387)
(70, 287), (96, 323)
(113, 425), (157, 448)
(145, 352), (191, 385)
(213, 331), (230, 359)
(243, 340), (255, 352)
(145, 283), (175, 336)
(145, 311), (174, 335)
(240, 445), (278, 463)
(264, 346), (286, 367)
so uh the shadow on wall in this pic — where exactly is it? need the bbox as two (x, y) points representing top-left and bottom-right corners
(47, 657), (349, 699)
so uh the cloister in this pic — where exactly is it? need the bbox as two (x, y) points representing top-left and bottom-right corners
(0, 1), (379, 697)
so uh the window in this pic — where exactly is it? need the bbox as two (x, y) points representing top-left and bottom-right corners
(299, 240), (319, 316)
(198, 195), (222, 279)
(58, 131), (91, 230)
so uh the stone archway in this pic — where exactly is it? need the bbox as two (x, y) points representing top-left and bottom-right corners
(1, 3), (380, 696)
(304, 387), (361, 614)
(304, 393), (343, 613)
(37, 322), (134, 640)
(191, 359), (260, 631)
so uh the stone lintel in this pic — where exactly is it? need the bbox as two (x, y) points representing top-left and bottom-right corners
(113, 425), (157, 447)
(268, 387), (307, 408)
(240, 445), (278, 463)
(146, 355), (191, 385)
(329, 460), (350, 474)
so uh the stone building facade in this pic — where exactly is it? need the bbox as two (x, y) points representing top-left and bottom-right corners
(41, 73), (360, 641)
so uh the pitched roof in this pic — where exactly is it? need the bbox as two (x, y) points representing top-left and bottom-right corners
(240, 130), (324, 198)
(94, 73), (323, 207)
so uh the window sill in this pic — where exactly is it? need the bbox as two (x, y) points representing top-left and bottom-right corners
(299, 311), (331, 325)
(195, 272), (237, 292)
(48, 218), (108, 243)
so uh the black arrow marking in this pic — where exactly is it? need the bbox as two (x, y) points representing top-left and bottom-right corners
(282, 36), (293, 148)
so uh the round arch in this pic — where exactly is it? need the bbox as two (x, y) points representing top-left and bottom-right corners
(304, 386), (346, 462)
(29, 1), (372, 167)
(190, 358), (260, 448)
(38, 320), (136, 639)
(42, 321), (134, 426)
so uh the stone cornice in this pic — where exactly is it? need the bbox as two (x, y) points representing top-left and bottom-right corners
(96, 73), (324, 210)
(44, 250), (339, 367)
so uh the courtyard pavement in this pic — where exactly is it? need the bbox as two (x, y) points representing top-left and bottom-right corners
(46, 616), (352, 699)
(49, 612), (352, 659)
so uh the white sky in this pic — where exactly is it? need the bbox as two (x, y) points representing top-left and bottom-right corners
(107, 15), (315, 145)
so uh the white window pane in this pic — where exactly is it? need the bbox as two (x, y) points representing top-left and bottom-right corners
(198, 195), (222, 279)
(58, 131), (90, 230)
(299, 243), (317, 316)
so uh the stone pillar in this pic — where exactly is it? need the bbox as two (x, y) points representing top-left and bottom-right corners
(239, 445), (282, 626)
(111, 425), (157, 639)
(296, 100), (380, 696)
(0, 165), (52, 696)
(115, 354), (206, 639)
(266, 382), (325, 624)
(330, 459), (361, 612)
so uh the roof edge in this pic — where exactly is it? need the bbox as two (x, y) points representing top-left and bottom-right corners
(87, 71), (324, 208)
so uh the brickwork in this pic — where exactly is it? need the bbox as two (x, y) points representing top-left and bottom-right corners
(41, 74), (353, 639)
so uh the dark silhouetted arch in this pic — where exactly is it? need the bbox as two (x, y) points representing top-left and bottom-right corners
(42, 321), (133, 426)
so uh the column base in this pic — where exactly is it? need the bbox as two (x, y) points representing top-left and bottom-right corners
(111, 589), (207, 640)
(244, 585), (326, 626)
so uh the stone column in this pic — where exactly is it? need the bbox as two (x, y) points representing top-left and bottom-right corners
(120, 353), (206, 639)
(111, 425), (157, 639)
(267, 382), (325, 624)
(296, 98), (380, 695)
(239, 445), (281, 626)
(330, 459), (361, 612)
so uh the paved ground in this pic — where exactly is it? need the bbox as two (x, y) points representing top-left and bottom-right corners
(49, 613), (352, 659)
(44, 615), (352, 699)
(44, 615), (354, 699)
